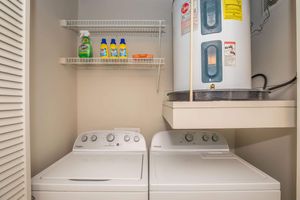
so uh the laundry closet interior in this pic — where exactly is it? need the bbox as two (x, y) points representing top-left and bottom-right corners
(0, 0), (298, 199)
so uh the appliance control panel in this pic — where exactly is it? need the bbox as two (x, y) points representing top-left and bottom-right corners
(151, 131), (229, 152)
(73, 130), (146, 151)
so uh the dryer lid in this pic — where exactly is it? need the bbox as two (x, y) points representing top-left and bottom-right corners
(150, 152), (280, 191)
(41, 152), (143, 181)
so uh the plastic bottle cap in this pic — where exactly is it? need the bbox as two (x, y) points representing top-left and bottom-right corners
(101, 38), (107, 44)
(80, 30), (90, 37)
(120, 38), (126, 44)
(111, 39), (116, 44)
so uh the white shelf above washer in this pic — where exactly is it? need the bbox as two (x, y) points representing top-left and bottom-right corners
(163, 100), (296, 129)
(60, 19), (166, 92)
(60, 57), (165, 67)
(60, 20), (166, 34)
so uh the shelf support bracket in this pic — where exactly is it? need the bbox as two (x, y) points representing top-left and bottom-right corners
(156, 20), (163, 93)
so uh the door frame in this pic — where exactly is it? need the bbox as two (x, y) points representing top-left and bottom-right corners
(24, 0), (31, 198)
(297, 0), (300, 199)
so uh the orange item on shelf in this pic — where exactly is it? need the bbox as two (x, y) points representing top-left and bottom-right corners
(132, 54), (154, 59)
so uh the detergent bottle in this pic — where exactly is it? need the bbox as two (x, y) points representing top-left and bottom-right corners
(100, 38), (109, 58)
(78, 30), (93, 58)
(110, 39), (118, 58)
(119, 38), (128, 58)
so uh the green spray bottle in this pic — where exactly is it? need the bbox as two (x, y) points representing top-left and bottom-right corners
(78, 30), (93, 58)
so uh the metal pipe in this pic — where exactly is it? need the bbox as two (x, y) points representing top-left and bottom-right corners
(189, 0), (194, 102)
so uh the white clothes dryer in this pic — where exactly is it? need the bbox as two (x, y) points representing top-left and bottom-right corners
(32, 130), (148, 200)
(150, 130), (280, 200)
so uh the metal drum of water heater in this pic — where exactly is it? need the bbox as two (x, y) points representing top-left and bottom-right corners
(173, 0), (251, 91)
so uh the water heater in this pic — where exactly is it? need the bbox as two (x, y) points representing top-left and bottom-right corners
(173, 0), (251, 91)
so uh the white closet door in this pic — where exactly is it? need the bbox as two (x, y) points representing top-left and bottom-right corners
(0, 0), (30, 199)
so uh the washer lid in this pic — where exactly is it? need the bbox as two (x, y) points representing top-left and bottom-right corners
(41, 152), (143, 181)
(150, 152), (280, 191)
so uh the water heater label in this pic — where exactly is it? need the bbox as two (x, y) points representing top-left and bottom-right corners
(224, 42), (236, 67)
(223, 0), (243, 21)
(181, 0), (198, 35)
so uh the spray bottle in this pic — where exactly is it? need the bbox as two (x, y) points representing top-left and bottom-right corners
(78, 30), (93, 58)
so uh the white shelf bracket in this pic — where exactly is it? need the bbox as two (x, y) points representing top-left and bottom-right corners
(156, 20), (163, 93)
(157, 64), (162, 93)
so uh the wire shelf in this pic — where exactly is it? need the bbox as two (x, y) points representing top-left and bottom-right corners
(60, 19), (165, 91)
(60, 57), (165, 67)
(60, 20), (166, 34)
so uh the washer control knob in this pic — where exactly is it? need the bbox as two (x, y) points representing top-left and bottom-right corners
(124, 135), (130, 142)
(185, 134), (194, 142)
(106, 134), (115, 142)
(81, 135), (88, 142)
(212, 135), (219, 142)
(134, 136), (140, 142)
(202, 135), (210, 142)
(91, 135), (97, 142)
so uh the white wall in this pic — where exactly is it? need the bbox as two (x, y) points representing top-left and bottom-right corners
(251, 0), (297, 99)
(30, 0), (235, 176)
(30, 0), (78, 176)
(76, 0), (236, 146)
(236, 129), (296, 200)
(29, 4), (296, 200)
(236, 1), (297, 200)
(77, 0), (174, 144)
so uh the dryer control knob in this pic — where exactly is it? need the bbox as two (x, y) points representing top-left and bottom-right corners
(106, 134), (115, 142)
(202, 135), (210, 142)
(134, 136), (140, 142)
(124, 135), (130, 142)
(212, 135), (219, 142)
(91, 135), (97, 142)
(185, 134), (194, 142)
(81, 135), (88, 142)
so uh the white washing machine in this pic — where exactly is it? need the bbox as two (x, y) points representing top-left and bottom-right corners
(150, 131), (280, 200)
(32, 130), (148, 200)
